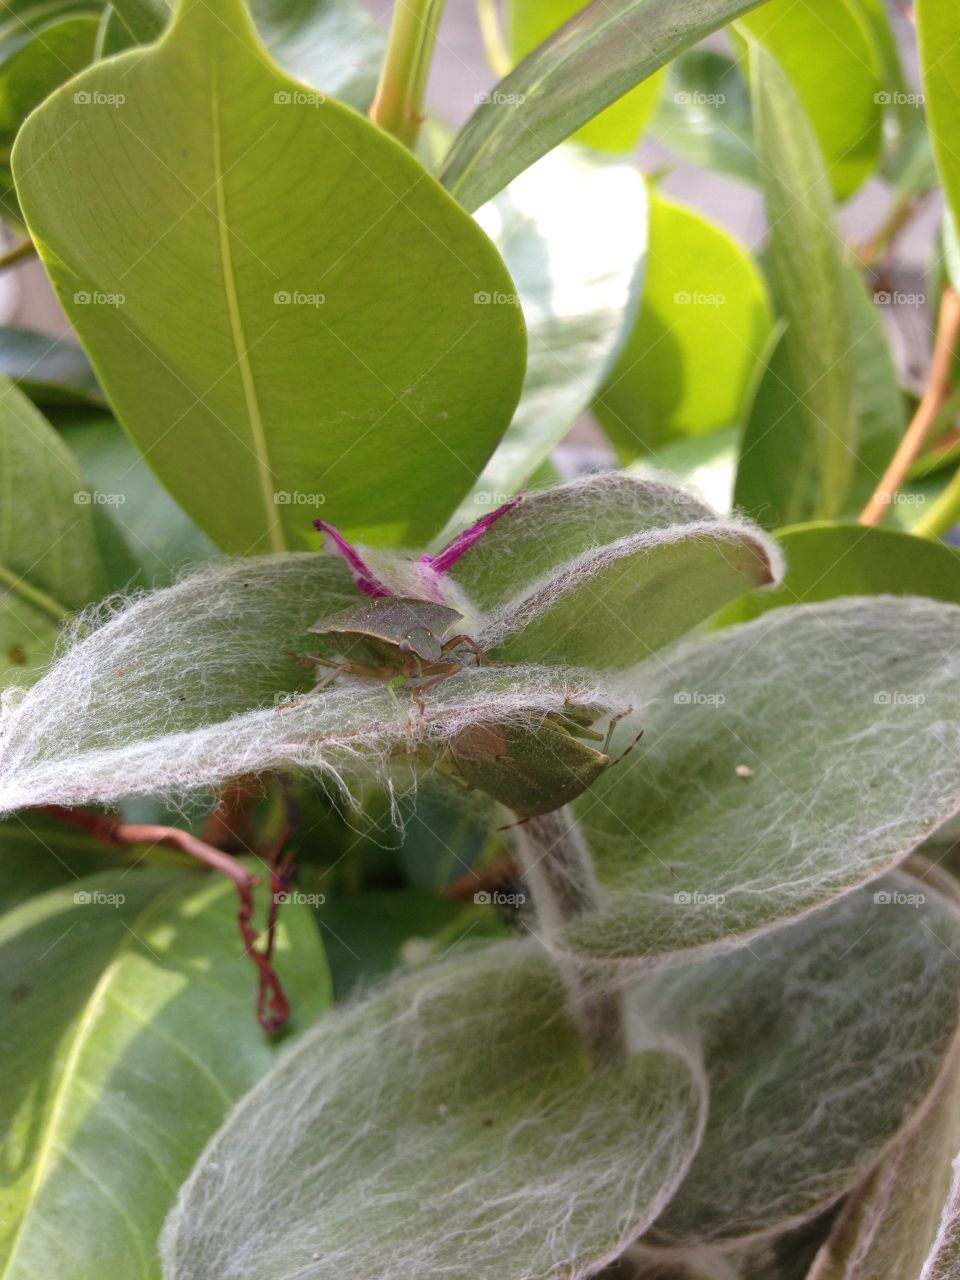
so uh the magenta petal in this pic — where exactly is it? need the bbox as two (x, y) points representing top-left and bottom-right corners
(313, 520), (391, 598)
(424, 493), (524, 576)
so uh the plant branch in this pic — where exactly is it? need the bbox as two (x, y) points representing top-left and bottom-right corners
(511, 806), (627, 1066)
(41, 805), (292, 1033)
(369, 0), (447, 149)
(860, 285), (960, 526)
(0, 237), (36, 274)
(476, 0), (512, 77)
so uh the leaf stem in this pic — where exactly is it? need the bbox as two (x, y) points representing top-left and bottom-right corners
(369, 0), (447, 149)
(914, 464), (960, 538)
(41, 805), (292, 1033)
(0, 237), (36, 274)
(860, 285), (960, 526)
(511, 807), (627, 1065)
(476, 0), (512, 77)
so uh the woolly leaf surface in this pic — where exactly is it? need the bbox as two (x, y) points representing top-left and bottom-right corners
(0, 868), (329, 1279)
(161, 941), (706, 1280)
(0, 554), (616, 811)
(643, 874), (960, 1242)
(566, 597), (960, 961)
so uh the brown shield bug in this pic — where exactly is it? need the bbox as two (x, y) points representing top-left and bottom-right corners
(413, 703), (641, 817)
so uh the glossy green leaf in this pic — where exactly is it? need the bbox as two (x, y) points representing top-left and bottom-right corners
(644, 874), (960, 1242)
(0, 328), (103, 410)
(160, 942), (706, 1280)
(593, 188), (772, 456)
(652, 49), (755, 183)
(447, 145), (647, 527)
(246, 0), (383, 110)
(506, 0), (665, 152)
(917, 0), (960, 225)
(13, 0), (526, 554)
(715, 523), (960, 626)
(0, 377), (115, 685)
(565, 596), (960, 964)
(0, 17), (98, 138)
(0, 867), (330, 1279)
(61, 414), (217, 586)
(438, 0), (771, 211)
(0, 811), (124, 911)
(737, 0), (882, 199)
(734, 270), (904, 528)
(746, 43), (862, 519)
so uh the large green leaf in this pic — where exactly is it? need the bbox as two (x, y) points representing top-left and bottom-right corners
(160, 942), (706, 1280)
(737, 0), (882, 199)
(0, 867), (330, 1279)
(564, 596), (960, 963)
(593, 188), (772, 456)
(715, 523), (960, 626)
(0, 811), (125, 911)
(505, 0), (666, 152)
(734, 270), (904, 528)
(13, 0), (526, 554)
(745, 42), (861, 519)
(447, 145), (647, 526)
(437, 0), (772, 212)
(917, 0), (960, 225)
(0, 377), (116, 684)
(644, 873), (960, 1242)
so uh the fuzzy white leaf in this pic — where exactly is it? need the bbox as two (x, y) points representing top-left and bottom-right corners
(0, 555), (614, 812)
(160, 942), (707, 1280)
(561, 596), (960, 964)
(642, 873), (960, 1243)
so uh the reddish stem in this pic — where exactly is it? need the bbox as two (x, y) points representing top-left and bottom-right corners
(41, 805), (292, 1034)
